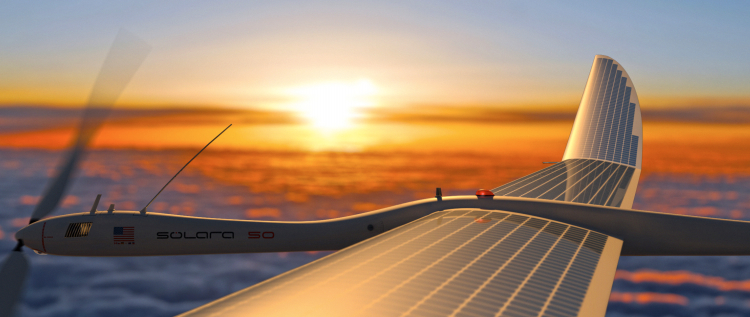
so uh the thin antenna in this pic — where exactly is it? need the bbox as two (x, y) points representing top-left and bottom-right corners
(139, 124), (232, 215)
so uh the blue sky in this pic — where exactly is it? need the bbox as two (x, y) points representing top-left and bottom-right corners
(1, 1), (749, 109)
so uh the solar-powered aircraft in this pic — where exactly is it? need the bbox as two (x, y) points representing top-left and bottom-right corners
(3, 34), (750, 317)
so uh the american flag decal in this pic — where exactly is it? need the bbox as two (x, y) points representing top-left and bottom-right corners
(113, 227), (135, 245)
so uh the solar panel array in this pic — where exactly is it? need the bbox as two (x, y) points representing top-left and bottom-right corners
(491, 159), (635, 208)
(181, 209), (618, 317)
(566, 57), (640, 167)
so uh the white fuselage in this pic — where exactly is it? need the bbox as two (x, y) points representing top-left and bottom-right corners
(16, 210), (387, 256)
(16, 195), (750, 257)
(15, 195), (451, 256)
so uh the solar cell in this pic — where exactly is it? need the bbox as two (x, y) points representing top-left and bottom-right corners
(180, 210), (621, 317)
(563, 57), (640, 168)
(491, 158), (634, 208)
(628, 136), (639, 166)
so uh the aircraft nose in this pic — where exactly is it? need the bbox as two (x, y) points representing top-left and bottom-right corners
(15, 222), (44, 252)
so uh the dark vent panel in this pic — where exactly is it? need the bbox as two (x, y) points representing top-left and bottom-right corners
(65, 222), (93, 238)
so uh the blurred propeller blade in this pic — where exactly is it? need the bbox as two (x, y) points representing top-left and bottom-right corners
(0, 247), (30, 317)
(1, 29), (150, 317)
(29, 29), (151, 223)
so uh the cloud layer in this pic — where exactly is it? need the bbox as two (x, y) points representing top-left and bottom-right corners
(2, 147), (750, 316)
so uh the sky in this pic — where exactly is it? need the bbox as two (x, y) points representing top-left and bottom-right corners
(2, 2), (750, 316)
(2, 1), (750, 112)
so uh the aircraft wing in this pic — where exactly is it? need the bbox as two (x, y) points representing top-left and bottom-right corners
(175, 55), (640, 316)
(492, 158), (637, 209)
(179, 209), (622, 317)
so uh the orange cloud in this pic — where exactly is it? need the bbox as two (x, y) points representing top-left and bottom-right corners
(285, 192), (309, 203)
(173, 183), (200, 194)
(228, 196), (243, 205)
(19, 195), (39, 205)
(609, 292), (688, 306)
(152, 202), (168, 212)
(182, 204), (195, 216)
(61, 195), (79, 208)
(315, 209), (340, 219)
(12, 217), (30, 228)
(119, 201), (137, 210)
(246, 207), (281, 219)
(616, 269), (750, 292)
(351, 202), (389, 212)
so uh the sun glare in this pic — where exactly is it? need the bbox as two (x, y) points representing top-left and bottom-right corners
(288, 79), (377, 131)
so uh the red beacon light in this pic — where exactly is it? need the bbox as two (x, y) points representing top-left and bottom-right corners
(475, 189), (494, 199)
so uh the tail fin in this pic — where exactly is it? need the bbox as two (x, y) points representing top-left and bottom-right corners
(562, 55), (642, 208)
(563, 55), (643, 169)
(492, 56), (642, 209)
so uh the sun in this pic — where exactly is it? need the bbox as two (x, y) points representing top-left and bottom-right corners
(288, 79), (377, 131)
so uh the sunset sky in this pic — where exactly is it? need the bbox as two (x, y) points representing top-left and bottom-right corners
(2, 3), (750, 316)
(2, 1), (749, 112)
